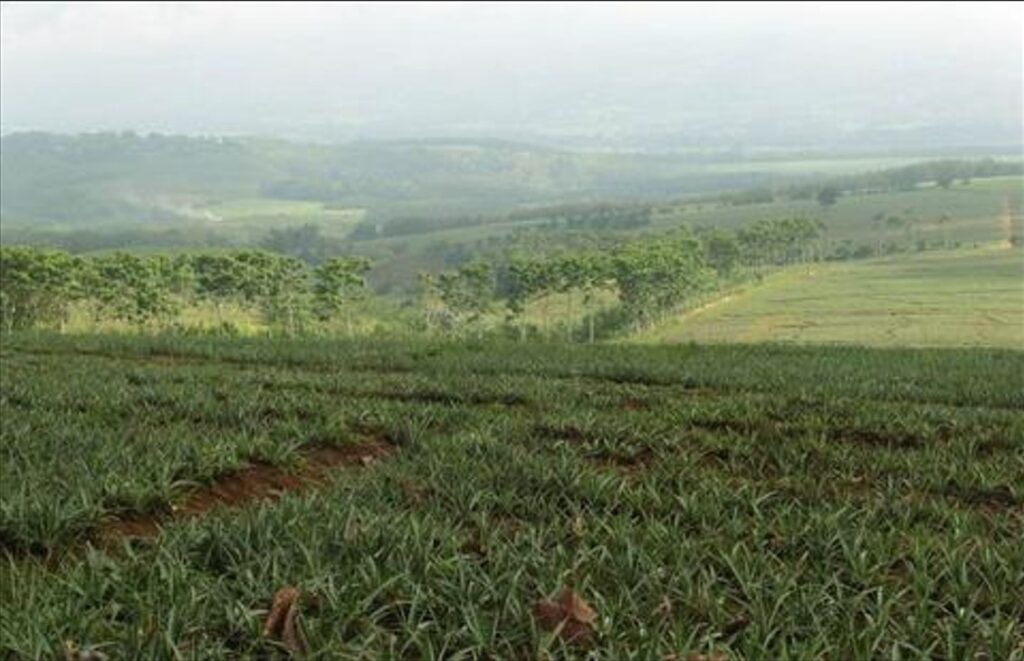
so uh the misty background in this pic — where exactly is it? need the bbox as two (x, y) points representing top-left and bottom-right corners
(2, 1), (1021, 149)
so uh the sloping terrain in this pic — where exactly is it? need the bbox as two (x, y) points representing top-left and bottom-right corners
(2, 335), (1021, 657)
(634, 246), (1024, 348)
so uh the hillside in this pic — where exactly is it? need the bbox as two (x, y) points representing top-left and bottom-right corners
(632, 246), (1024, 348)
(2, 335), (1022, 657)
(0, 132), (814, 227)
(6, 132), (1016, 230)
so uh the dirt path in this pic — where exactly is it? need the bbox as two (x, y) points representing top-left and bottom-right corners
(102, 438), (395, 546)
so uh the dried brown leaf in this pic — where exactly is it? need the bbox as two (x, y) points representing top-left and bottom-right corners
(263, 586), (306, 654)
(653, 595), (673, 618)
(558, 588), (595, 624)
(533, 588), (596, 644)
(281, 597), (307, 655)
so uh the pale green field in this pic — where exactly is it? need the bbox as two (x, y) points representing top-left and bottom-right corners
(632, 246), (1024, 348)
(658, 177), (1023, 247)
(205, 198), (347, 220)
(697, 155), (930, 175)
(200, 198), (366, 237)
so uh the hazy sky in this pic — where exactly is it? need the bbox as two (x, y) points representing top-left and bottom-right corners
(1, 1), (1021, 145)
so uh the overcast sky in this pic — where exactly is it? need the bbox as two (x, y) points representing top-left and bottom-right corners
(1, 1), (1021, 145)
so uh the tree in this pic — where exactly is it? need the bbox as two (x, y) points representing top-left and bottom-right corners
(0, 247), (83, 333)
(705, 230), (741, 277)
(936, 212), (952, 249)
(871, 213), (886, 256)
(260, 224), (344, 264)
(262, 255), (311, 336)
(156, 254), (195, 298)
(416, 272), (449, 334)
(505, 257), (552, 340)
(554, 256), (588, 342)
(884, 215), (905, 252)
(232, 251), (285, 304)
(313, 256), (371, 337)
(87, 253), (175, 327)
(816, 186), (840, 207)
(436, 262), (493, 337)
(192, 254), (248, 324)
(574, 252), (613, 344)
(613, 234), (712, 329)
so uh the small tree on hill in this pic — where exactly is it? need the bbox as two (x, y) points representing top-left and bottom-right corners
(437, 262), (493, 338)
(87, 253), (175, 327)
(192, 254), (247, 324)
(262, 255), (311, 336)
(313, 256), (372, 337)
(0, 247), (84, 333)
(817, 186), (840, 207)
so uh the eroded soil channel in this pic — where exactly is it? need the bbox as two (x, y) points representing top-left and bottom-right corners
(101, 437), (395, 548)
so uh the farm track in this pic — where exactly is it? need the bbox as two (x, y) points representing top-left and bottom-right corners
(5, 437), (396, 564)
(103, 437), (395, 543)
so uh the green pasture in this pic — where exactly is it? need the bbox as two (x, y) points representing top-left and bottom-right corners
(634, 246), (1024, 348)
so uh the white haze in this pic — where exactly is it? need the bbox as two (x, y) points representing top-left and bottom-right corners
(1, 1), (1021, 149)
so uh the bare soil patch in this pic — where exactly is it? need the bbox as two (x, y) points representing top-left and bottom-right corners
(102, 438), (394, 545)
(941, 484), (1019, 513)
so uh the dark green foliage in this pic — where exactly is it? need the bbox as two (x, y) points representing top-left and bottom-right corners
(434, 263), (494, 334)
(86, 253), (177, 326)
(787, 158), (1023, 200)
(260, 255), (311, 336)
(0, 247), (84, 332)
(192, 253), (250, 318)
(259, 224), (348, 264)
(719, 188), (774, 206)
(702, 230), (742, 276)
(816, 185), (840, 207)
(612, 233), (713, 328)
(313, 257), (371, 336)
(737, 217), (824, 268)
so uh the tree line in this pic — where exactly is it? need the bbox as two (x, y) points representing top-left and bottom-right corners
(1, 215), (827, 339)
(785, 158), (1023, 201)
(0, 248), (370, 336)
(695, 158), (1022, 208)
(420, 216), (825, 341)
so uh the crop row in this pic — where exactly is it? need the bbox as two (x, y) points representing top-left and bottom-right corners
(1, 335), (1022, 657)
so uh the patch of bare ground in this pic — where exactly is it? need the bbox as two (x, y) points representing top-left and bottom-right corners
(533, 423), (593, 444)
(975, 437), (1015, 457)
(939, 484), (1020, 514)
(101, 438), (394, 545)
(688, 417), (931, 450)
(832, 428), (926, 449)
(363, 390), (530, 408)
(589, 448), (656, 477)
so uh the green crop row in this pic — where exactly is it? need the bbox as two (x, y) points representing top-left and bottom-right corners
(1, 334), (1022, 657)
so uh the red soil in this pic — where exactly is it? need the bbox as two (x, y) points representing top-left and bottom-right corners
(102, 438), (394, 545)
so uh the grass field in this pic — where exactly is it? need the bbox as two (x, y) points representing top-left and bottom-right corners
(196, 198), (366, 241)
(634, 246), (1024, 349)
(2, 335), (1022, 658)
(655, 177), (1023, 248)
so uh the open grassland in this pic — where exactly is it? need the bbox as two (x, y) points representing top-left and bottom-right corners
(635, 247), (1024, 349)
(1, 335), (1022, 658)
(657, 177), (1023, 247)
(195, 198), (365, 240)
